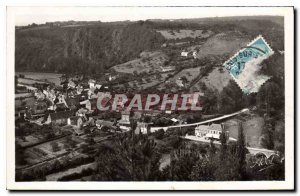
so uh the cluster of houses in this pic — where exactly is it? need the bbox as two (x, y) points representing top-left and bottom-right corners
(17, 75), (166, 136)
(16, 70), (227, 141)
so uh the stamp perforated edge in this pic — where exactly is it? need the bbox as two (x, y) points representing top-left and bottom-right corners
(222, 35), (275, 93)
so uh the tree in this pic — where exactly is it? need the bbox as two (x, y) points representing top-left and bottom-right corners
(214, 129), (240, 181)
(260, 117), (275, 150)
(219, 129), (227, 161)
(154, 129), (165, 140)
(93, 134), (162, 181)
(63, 136), (77, 153)
(236, 122), (247, 180)
(15, 143), (27, 166)
(218, 80), (244, 113)
(256, 80), (284, 117)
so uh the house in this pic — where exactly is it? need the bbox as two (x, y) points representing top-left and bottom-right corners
(45, 110), (74, 125)
(76, 85), (84, 95)
(76, 108), (88, 118)
(165, 110), (172, 114)
(95, 82), (102, 89)
(32, 101), (48, 115)
(118, 111), (131, 131)
(176, 78), (184, 87)
(79, 90), (89, 102)
(88, 79), (96, 89)
(195, 123), (228, 140)
(132, 111), (142, 121)
(67, 116), (84, 128)
(43, 89), (56, 103)
(34, 91), (46, 100)
(181, 51), (189, 57)
(160, 66), (175, 72)
(134, 122), (152, 134)
(54, 102), (68, 111)
(171, 118), (179, 123)
(15, 106), (28, 119)
(65, 96), (80, 109)
(108, 75), (117, 81)
(192, 51), (197, 59)
(68, 80), (76, 89)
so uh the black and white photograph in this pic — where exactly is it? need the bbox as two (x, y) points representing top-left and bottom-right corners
(6, 6), (294, 190)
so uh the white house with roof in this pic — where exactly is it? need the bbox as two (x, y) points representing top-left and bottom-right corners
(88, 79), (96, 89)
(181, 51), (189, 57)
(195, 123), (228, 140)
(134, 122), (152, 135)
(118, 111), (131, 131)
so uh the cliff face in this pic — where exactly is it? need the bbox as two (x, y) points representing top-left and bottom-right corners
(15, 23), (165, 74)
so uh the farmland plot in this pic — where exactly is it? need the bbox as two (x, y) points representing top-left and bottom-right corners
(113, 51), (168, 74)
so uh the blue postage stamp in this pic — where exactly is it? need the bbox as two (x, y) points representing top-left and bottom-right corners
(223, 35), (274, 94)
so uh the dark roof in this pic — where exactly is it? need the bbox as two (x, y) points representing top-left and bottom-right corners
(66, 96), (80, 107)
(69, 116), (82, 124)
(49, 110), (74, 121)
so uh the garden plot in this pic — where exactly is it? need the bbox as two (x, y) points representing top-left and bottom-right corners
(46, 162), (96, 181)
(158, 67), (201, 88)
(24, 136), (81, 165)
(113, 51), (168, 74)
(128, 72), (174, 90)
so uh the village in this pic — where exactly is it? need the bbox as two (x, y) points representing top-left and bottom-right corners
(15, 64), (242, 181)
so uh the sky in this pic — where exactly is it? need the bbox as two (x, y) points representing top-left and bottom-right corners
(9, 7), (287, 26)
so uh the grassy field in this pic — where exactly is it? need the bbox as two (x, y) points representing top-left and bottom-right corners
(46, 162), (96, 181)
(113, 51), (168, 74)
(127, 71), (174, 90)
(193, 67), (232, 92)
(16, 72), (62, 86)
(159, 67), (201, 89)
(195, 32), (250, 59)
(24, 136), (82, 166)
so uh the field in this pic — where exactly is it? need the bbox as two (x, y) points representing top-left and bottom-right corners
(195, 32), (250, 59)
(156, 29), (212, 40)
(127, 71), (175, 90)
(193, 67), (232, 92)
(23, 136), (82, 166)
(46, 162), (96, 181)
(158, 67), (201, 89)
(112, 51), (168, 74)
(16, 72), (62, 86)
(15, 96), (35, 108)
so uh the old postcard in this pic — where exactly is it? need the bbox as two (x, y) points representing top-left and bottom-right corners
(6, 6), (294, 190)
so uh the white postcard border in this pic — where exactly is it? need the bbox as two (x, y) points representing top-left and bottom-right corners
(6, 6), (294, 190)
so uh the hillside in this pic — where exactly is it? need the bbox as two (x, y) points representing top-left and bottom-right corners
(15, 16), (284, 79)
(15, 22), (165, 74)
